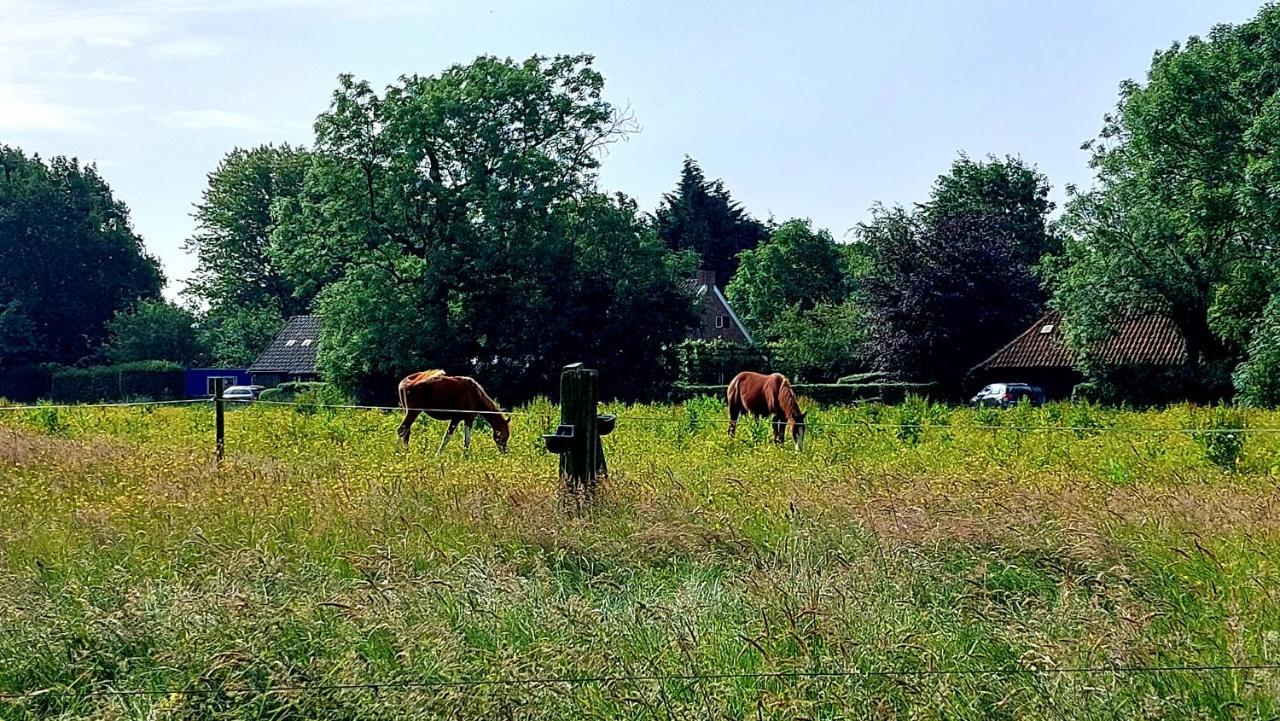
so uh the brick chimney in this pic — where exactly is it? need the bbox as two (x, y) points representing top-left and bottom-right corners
(696, 269), (717, 289)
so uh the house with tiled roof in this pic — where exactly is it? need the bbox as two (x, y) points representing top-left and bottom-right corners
(683, 270), (753, 345)
(249, 315), (323, 387)
(969, 311), (1186, 398)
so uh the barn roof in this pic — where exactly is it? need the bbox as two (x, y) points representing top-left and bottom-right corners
(973, 311), (1186, 371)
(250, 315), (322, 375)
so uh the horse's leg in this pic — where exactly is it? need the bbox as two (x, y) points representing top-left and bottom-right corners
(728, 405), (740, 439)
(463, 420), (473, 453)
(437, 420), (459, 455)
(398, 409), (420, 448)
(772, 417), (785, 445)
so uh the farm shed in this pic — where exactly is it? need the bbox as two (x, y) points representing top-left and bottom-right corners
(185, 368), (249, 398)
(969, 311), (1186, 399)
(683, 269), (753, 345)
(249, 315), (323, 387)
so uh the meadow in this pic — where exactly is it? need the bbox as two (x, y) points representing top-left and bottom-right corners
(1, 397), (1278, 719)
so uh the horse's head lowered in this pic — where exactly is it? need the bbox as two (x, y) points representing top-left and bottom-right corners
(490, 411), (511, 453)
(792, 411), (806, 451)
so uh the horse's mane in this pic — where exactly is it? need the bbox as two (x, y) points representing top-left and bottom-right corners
(777, 377), (803, 421)
(466, 377), (505, 420)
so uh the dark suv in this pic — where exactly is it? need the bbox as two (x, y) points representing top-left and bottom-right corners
(970, 383), (1046, 408)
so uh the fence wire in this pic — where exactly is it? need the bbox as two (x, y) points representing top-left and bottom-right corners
(0, 397), (1274, 435)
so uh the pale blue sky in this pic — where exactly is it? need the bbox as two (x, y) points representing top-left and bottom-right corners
(1, 1), (1265, 298)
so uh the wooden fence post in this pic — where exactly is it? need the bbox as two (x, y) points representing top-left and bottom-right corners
(213, 377), (225, 467)
(559, 363), (598, 494)
(543, 363), (615, 499)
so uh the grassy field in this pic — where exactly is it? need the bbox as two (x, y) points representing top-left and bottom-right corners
(1, 397), (1278, 719)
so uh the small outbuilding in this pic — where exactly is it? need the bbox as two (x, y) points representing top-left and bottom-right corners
(249, 315), (323, 387)
(185, 368), (250, 398)
(969, 311), (1187, 399)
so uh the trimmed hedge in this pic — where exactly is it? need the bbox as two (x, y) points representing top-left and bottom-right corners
(0, 364), (53, 403)
(259, 382), (342, 405)
(673, 381), (935, 405)
(50, 361), (184, 403)
(836, 371), (892, 385)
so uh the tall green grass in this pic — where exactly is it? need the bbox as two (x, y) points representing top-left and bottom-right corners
(0, 398), (1277, 719)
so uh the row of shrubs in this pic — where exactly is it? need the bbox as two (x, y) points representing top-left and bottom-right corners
(0, 362), (184, 403)
(672, 381), (936, 405)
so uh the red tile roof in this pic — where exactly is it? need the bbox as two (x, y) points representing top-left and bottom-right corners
(973, 311), (1186, 371)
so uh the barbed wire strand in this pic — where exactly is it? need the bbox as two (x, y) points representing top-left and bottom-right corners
(3, 662), (1278, 700)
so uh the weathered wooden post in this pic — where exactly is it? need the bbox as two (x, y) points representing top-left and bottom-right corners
(213, 377), (225, 467)
(543, 363), (615, 498)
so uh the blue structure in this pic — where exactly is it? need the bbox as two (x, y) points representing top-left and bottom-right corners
(185, 368), (250, 398)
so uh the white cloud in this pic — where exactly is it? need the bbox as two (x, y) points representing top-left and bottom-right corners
(0, 82), (88, 132)
(167, 109), (266, 131)
(86, 68), (138, 83)
(148, 38), (226, 59)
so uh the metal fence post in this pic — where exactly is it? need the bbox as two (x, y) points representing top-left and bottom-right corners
(213, 377), (225, 467)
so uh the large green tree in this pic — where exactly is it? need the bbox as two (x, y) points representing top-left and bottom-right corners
(726, 219), (849, 336)
(654, 157), (768, 286)
(278, 55), (693, 401)
(0, 146), (162, 365)
(184, 144), (313, 366)
(102, 299), (208, 366)
(1050, 5), (1280, 397)
(860, 207), (1043, 393)
(926, 154), (1058, 265)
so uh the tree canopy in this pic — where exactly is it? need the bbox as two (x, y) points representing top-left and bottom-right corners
(726, 219), (849, 338)
(654, 157), (768, 286)
(1049, 5), (1280, 397)
(0, 146), (163, 366)
(184, 144), (312, 366)
(275, 55), (693, 401)
(102, 300), (207, 366)
(858, 155), (1055, 393)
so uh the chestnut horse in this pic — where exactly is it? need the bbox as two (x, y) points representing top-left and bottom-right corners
(397, 370), (511, 453)
(726, 371), (806, 450)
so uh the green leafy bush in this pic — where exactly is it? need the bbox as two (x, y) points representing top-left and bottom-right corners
(258, 382), (347, 413)
(1192, 405), (1246, 471)
(49, 362), (183, 403)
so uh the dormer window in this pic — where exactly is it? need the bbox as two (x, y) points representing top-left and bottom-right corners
(301, 339), (313, 346)
(285, 339), (297, 346)
(1040, 324), (1055, 334)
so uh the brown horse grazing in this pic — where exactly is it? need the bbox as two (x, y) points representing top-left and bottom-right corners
(726, 371), (806, 450)
(397, 370), (511, 453)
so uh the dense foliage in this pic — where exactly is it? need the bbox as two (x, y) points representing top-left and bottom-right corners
(185, 145), (312, 366)
(47, 361), (184, 402)
(271, 55), (693, 402)
(102, 300), (207, 366)
(654, 157), (768, 286)
(0, 146), (163, 366)
(856, 156), (1053, 394)
(1049, 5), (1280, 399)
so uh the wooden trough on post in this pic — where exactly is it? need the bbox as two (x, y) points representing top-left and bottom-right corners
(543, 363), (615, 499)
